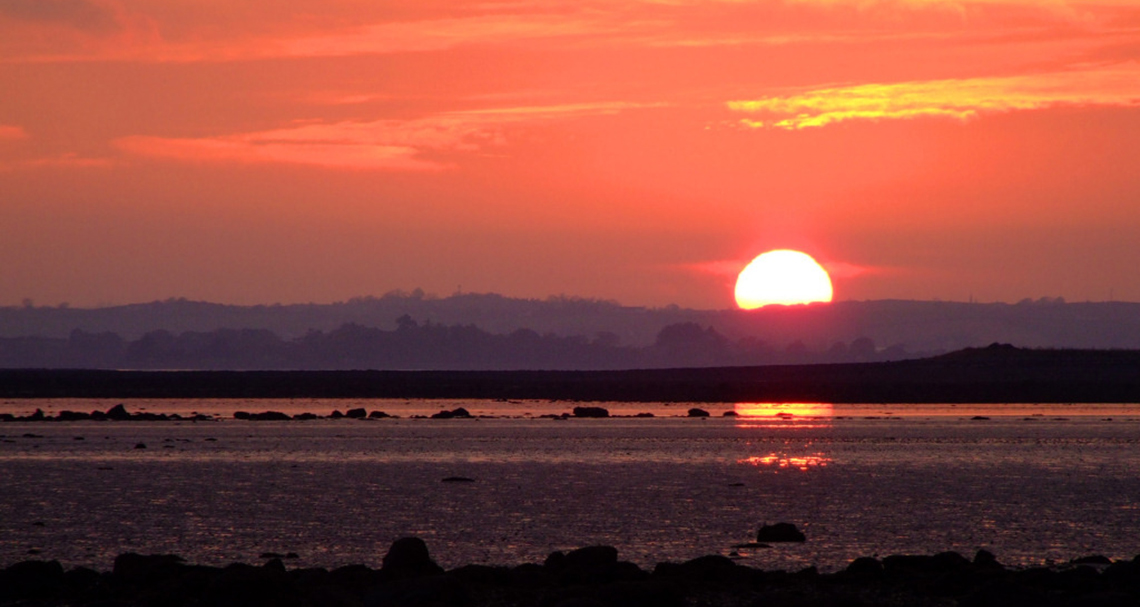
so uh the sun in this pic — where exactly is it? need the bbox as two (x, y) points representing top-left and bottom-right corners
(735, 250), (833, 309)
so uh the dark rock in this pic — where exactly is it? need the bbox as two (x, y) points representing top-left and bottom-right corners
(106, 404), (130, 420)
(756, 523), (806, 542)
(573, 406), (610, 418)
(545, 551), (568, 571)
(722, 410), (738, 416)
(330, 410), (344, 419)
(510, 562), (553, 587)
(381, 537), (444, 577)
(292, 413), (318, 420)
(565, 546), (619, 570)
(234, 411), (253, 420)
(687, 408), (710, 417)
(57, 410), (91, 421)
(251, 411), (290, 421)
(368, 410), (391, 418)
(971, 416), (991, 420)
(329, 563), (377, 589)
(62, 566), (100, 596)
(634, 412), (655, 417)
(975, 549), (1002, 569)
(592, 580), (684, 607)
(845, 557), (884, 578)
(1, 560), (65, 599)
(1073, 555), (1114, 566)
(345, 408), (367, 418)
(932, 551), (973, 572)
(134, 443), (147, 449)
(431, 407), (472, 419)
(448, 564), (511, 585)
(363, 573), (467, 607)
(442, 476), (476, 483)
(203, 562), (295, 607)
(112, 553), (184, 584)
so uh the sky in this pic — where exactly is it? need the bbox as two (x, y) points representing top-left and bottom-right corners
(2, 0), (1139, 310)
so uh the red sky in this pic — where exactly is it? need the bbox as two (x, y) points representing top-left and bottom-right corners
(2, 0), (1139, 309)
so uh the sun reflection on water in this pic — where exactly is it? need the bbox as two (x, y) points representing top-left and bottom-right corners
(738, 453), (831, 471)
(734, 403), (833, 417)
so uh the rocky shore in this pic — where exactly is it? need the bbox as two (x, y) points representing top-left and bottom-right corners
(1, 404), (724, 423)
(3, 537), (1138, 607)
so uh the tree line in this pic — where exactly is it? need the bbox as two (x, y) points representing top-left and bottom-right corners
(0, 316), (905, 370)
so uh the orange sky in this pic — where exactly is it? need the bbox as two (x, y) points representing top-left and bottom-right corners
(2, 0), (1139, 309)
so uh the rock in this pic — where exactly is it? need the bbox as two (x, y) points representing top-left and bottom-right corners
(234, 411), (253, 420)
(345, 408), (367, 419)
(106, 404), (130, 420)
(368, 410), (391, 418)
(573, 406), (610, 418)
(431, 407), (472, 419)
(722, 410), (738, 416)
(974, 549), (1002, 569)
(687, 408), (710, 417)
(251, 411), (290, 421)
(381, 537), (444, 577)
(57, 410), (91, 421)
(565, 546), (619, 570)
(2, 560), (65, 599)
(756, 523), (806, 542)
(846, 557), (884, 577)
(112, 553), (184, 584)
(292, 413), (318, 420)
(1072, 555), (1113, 565)
(134, 443), (147, 449)
(330, 410), (344, 419)
(971, 416), (991, 421)
(203, 562), (293, 607)
(634, 412), (655, 418)
(545, 551), (568, 571)
(441, 476), (475, 483)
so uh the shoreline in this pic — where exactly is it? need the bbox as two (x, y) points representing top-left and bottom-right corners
(3, 538), (1138, 607)
(4, 346), (1140, 403)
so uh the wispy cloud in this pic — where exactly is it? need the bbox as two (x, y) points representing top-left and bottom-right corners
(728, 62), (1140, 129)
(0, 152), (115, 171)
(0, 124), (29, 140)
(114, 102), (646, 170)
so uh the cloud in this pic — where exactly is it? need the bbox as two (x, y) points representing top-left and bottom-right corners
(114, 102), (645, 170)
(728, 62), (1140, 128)
(0, 152), (115, 171)
(0, 125), (29, 140)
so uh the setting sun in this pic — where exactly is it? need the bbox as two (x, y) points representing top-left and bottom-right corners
(734, 250), (833, 309)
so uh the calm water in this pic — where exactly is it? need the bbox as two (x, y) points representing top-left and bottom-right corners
(1, 399), (1139, 572)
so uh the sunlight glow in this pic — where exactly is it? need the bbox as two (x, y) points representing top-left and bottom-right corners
(734, 250), (833, 309)
(739, 453), (832, 472)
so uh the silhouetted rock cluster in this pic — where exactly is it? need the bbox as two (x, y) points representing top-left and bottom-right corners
(0, 404), (214, 423)
(3, 539), (1140, 607)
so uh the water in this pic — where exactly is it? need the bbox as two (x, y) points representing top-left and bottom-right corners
(2, 399), (1139, 573)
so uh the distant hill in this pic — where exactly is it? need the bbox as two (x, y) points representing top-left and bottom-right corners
(3, 293), (1140, 359)
(5, 345), (1140, 402)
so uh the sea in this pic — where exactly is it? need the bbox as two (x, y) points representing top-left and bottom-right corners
(2, 399), (1138, 573)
